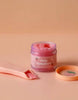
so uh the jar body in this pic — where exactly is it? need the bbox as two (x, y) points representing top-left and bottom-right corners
(31, 42), (57, 72)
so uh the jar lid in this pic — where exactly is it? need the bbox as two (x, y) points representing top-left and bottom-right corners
(56, 65), (78, 81)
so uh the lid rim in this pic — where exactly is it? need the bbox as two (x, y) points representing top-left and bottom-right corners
(56, 65), (78, 81)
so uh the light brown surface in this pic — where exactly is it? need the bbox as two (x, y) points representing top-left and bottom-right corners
(0, 33), (78, 100)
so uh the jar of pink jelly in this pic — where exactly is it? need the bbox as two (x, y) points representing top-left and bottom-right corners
(31, 42), (57, 72)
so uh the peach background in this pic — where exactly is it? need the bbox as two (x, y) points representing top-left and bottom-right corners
(0, 0), (78, 100)
(0, 0), (78, 33)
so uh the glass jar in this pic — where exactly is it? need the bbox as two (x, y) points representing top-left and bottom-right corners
(31, 42), (57, 72)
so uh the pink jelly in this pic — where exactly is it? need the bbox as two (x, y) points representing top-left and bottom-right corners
(31, 42), (57, 72)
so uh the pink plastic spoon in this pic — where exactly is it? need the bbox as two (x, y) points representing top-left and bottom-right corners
(0, 66), (38, 80)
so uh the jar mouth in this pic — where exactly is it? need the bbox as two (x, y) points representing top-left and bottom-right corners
(31, 41), (56, 52)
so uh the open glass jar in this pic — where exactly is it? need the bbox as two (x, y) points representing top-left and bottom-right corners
(31, 42), (57, 72)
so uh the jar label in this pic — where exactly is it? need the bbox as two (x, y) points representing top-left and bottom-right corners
(31, 54), (57, 69)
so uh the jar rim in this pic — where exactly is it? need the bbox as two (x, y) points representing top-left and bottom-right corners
(31, 41), (56, 52)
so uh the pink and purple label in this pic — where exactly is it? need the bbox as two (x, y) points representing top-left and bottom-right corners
(31, 54), (57, 71)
